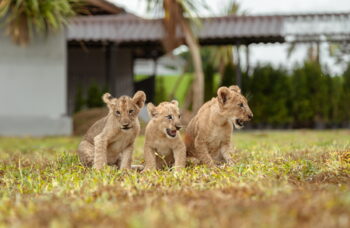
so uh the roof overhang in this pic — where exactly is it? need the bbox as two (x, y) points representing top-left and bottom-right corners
(67, 12), (350, 47)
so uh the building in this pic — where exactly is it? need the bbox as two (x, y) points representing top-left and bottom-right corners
(0, 0), (125, 136)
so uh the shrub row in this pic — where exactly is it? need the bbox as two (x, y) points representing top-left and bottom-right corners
(213, 61), (350, 128)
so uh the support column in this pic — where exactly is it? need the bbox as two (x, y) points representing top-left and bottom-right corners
(235, 44), (242, 88)
(108, 45), (134, 97)
(245, 44), (250, 74)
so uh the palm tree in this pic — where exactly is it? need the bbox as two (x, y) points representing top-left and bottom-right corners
(146, 0), (206, 112)
(208, 0), (245, 85)
(0, 0), (79, 46)
(328, 42), (350, 65)
(287, 42), (321, 64)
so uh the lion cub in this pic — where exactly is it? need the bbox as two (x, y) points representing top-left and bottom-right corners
(184, 85), (253, 167)
(143, 100), (186, 171)
(77, 91), (146, 170)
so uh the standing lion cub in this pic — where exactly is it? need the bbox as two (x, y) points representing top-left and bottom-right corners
(77, 91), (146, 170)
(184, 85), (253, 167)
(143, 100), (186, 171)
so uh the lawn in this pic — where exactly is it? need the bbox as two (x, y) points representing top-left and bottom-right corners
(0, 131), (350, 227)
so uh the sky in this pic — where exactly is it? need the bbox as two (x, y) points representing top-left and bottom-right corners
(109, 0), (350, 74)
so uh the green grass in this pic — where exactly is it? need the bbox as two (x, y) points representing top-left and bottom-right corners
(1, 131), (350, 227)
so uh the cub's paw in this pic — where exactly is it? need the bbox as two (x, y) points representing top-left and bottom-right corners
(131, 165), (144, 172)
(93, 163), (105, 170)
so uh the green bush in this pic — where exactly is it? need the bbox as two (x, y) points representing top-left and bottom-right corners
(243, 61), (349, 128)
(86, 84), (105, 108)
(248, 65), (291, 126)
(74, 87), (85, 113)
(339, 64), (350, 124)
(326, 74), (343, 125)
(221, 63), (236, 87)
(292, 62), (331, 127)
(204, 63), (215, 102)
(155, 77), (167, 105)
(148, 60), (350, 128)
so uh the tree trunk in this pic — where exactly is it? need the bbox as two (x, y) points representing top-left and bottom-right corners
(183, 81), (194, 111)
(179, 19), (204, 113)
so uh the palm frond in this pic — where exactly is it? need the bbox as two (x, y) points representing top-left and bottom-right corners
(0, 0), (80, 46)
(145, 0), (207, 51)
(287, 42), (297, 59)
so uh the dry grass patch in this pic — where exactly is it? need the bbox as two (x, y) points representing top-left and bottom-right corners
(0, 130), (349, 227)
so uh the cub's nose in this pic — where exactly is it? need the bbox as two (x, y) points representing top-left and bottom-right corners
(175, 125), (182, 131)
(248, 114), (253, 120)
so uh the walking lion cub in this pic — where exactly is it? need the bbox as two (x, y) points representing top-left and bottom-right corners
(77, 91), (146, 169)
(184, 85), (253, 167)
(143, 100), (186, 171)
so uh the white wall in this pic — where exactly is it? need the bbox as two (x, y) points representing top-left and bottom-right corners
(0, 29), (72, 136)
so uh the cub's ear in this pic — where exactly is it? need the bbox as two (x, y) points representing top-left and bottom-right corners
(171, 100), (179, 106)
(102, 93), (116, 110)
(147, 103), (157, 118)
(229, 85), (241, 93)
(133, 91), (146, 109)
(102, 93), (113, 104)
(102, 93), (116, 109)
(217, 87), (230, 105)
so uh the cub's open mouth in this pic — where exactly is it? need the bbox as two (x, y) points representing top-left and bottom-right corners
(235, 119), (244, 127)
(121, 126), (132, 130)
(166, 128), (177, 137)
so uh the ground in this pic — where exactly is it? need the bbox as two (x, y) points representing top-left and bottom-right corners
(0, 131), (350, 227)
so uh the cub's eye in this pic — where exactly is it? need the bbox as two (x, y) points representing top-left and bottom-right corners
(166, 115), (173, 120)
(129, 110), (134, 114)
(239, 103), (244, 108)
(178, 115), (181, 119)
(116, 111), (121, 115)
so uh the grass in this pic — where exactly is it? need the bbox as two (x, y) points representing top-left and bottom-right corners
(0, 130), (350, 227)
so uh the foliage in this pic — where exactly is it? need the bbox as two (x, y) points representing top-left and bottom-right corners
(248, 65), (291, 126)
(327, 75), (343, 124)
(328, 42), (350, 65)
(86, 84), (105, 109)
(150, 60), (349, 128)
(204, 63), (215, 101)
(0, 0), (80, 45)
(339, 64), (350, 124)
(220, 62), (236, 87)
(146, 0), (207, 51)
(291, 62), (330, 127)
(72, 84), (106, 113)
(155, 77), (167, 104)
(0, 131), (349, 227)
(232, 61), (349, 128)
(146, 0), (208, 111)
(74, 86), (85, 113)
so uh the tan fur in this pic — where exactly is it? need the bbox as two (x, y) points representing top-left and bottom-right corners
(77, 91), (146, 170)
(143, 100), (186, 171)
(184, 85), (253, 167)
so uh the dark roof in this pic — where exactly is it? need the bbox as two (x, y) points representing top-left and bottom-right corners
(67, 12), (350, 46)
(198, 15), (285, 45)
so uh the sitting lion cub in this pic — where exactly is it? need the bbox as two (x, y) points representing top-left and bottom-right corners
(143, 100), (186, 171)
(77, 91), (146, 169)
(184, 85), (253, 167)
